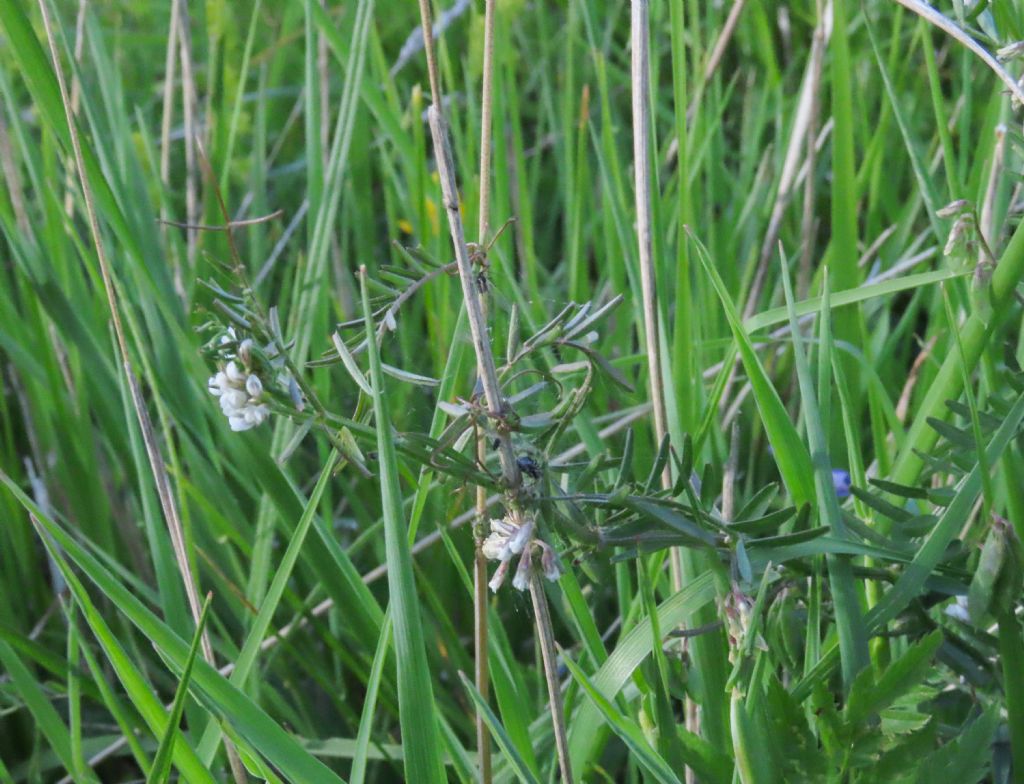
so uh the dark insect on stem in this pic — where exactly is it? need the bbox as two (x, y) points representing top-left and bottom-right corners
(475, 269), (491, 295)
(466, 215), (516, 269)
(517, 455), (543, 481)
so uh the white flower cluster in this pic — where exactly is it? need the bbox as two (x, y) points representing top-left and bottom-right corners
(482, 513), (561, 592)
(208, 357), (270, 431)
(207, 330), (271, 431)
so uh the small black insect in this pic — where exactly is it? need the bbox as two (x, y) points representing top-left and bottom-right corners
(475, 269), (490, 295)
(516, 455), (543, 481)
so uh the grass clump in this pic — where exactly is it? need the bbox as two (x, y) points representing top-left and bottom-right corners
(2, 1), (1024, 782)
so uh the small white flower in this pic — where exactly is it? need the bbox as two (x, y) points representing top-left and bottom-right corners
(507, 518), (534, 555)
(220, 389), (247, 413)
(480, 513), (562, 592)
(511, 549), (533, 591)
(540, 543), (561, 582)
(228, 414), (254, 432)
(488, 559), (510, 592)
(208, 372), (228, 396)
(245, 404), (269, 426)
(245, 374), (263, 397)
(482, 532), (508, 561)
(225, 361), (244, 383)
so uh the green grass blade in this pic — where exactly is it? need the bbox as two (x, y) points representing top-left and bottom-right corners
(780, 262), (869, 686)
(148, 595), (212, 784)
(744, 268), (966, 333)
(458, 673), (541, 784)
(690, 231), (815, 506)
(359, 268), (446, 783)
(350, 613), (392, 784)
(0, 477), (347, 784)
(562, 654), (682, 784)
(0, 640), (97, 784)
(568, 572), (716, 772)
(197, 450), (341, 762)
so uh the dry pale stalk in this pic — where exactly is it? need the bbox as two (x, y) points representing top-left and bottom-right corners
(895, 0), (1024, 106)
(424, 23), (572, 771)
(474, 1), (499, 779)
(176, 0), (200, 269)
(62, 0), (87, 219)
(632, 0), (685, 585)
(417, 0), (444, 110)
(632, 2), (698, 774)
(631, 0), (670, 488)
(530, 573), (572, 781)
(428, 106), (521, 486)
(718, 4), (833, 419)
(980, 125), (1007, 251)
(799, 9), (826, 298)
(159, 0), (183, 297)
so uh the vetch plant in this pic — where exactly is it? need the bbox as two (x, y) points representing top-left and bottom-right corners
(7, 2), (1024, 783)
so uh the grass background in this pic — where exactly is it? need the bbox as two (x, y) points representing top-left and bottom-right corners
(2, 0), (1024, 781)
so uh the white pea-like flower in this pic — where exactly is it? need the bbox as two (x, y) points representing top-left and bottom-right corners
(487, 560), (511, 593)
(481, 513), (560, 592)
(219, 389), (247, 413)
(511, 551), (533, 591)
(539, 543), (562, 582)
(507, 517), (534, 555)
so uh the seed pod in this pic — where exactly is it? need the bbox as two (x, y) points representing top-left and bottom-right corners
(968, 518), (1022, 623)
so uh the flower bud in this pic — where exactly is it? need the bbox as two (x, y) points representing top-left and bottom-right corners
(488, 559), (510, 592)
(228, 414), (253, 432)
(540, 544), (562, 582)
(246, 374), (263, 397)
(831, 469), (852, 499)
(238, 339), (254, 366)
